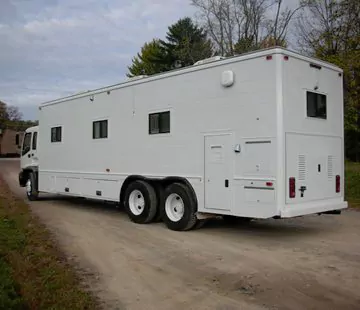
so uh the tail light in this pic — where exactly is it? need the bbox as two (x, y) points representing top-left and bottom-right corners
(289, 177), (296, 198)
(336, 175), (340, 193)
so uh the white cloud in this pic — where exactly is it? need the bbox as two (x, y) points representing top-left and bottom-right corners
(0, 0), (195, 119)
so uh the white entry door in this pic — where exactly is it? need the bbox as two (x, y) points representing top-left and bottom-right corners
(204, 134), (232, 211)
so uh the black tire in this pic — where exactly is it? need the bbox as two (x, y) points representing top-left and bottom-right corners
(161, 182), (197, 231)
(26, 172), (39, 201)
(194, 219), (207, 230)
(222, 215), (252, 225)
(124, 180), (157, 224)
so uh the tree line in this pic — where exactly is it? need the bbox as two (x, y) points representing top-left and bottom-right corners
(127, 0), (359, 161)
(0, 101), (37, 132)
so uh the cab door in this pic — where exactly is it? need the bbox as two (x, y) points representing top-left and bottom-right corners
(21, 130), (38, 169)
(30, 131), (38, 167)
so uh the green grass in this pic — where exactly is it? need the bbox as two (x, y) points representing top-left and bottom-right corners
(0, 258), (26, 309)
(0, 177), (98, 310)
(345, 161), (360, 208)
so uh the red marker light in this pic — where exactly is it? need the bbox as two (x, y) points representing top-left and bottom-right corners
(266, 182), (273, 187)
(266, 55), (273, 60)
(289, 177), (296, 198)
(336, 175), (340, 193)
(284, 56), (289, 61)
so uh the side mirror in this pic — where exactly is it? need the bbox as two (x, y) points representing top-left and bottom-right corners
(234, 144), (241, 153)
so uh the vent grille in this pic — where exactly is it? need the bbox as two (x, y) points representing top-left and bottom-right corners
(328, 155), (334, 179)
(298, 155), (306, 180)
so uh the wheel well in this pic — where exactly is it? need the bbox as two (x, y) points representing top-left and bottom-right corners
(119, 175), (198, 211)
(20, 168), (38, 188)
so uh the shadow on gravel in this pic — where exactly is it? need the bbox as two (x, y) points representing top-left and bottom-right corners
(34, 194), (334, 239)
(36, 195), (121, 214)
(201, 217), (324, 236)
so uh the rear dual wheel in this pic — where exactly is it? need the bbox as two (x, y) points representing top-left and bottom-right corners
(161, 183), (197, 231)
(124, 180), (158, 224)
(124, 180), (198, 231)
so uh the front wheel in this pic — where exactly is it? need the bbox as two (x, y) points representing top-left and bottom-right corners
(161, 183), (197, 231)
(26, 172), (39, 201)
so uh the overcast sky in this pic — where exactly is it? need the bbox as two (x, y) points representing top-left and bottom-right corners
(0, 0), (298, 120)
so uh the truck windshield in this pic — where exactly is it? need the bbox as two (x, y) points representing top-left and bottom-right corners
(22, 133), (32, 156)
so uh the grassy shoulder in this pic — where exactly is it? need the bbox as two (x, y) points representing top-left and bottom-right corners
(345, 161), (360, 208)
(0, 177), (98, 309)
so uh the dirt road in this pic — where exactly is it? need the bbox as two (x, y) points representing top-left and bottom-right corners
(1, 159), (360, 310)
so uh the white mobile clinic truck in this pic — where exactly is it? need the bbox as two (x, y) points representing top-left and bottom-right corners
(19, 47), (348, 231)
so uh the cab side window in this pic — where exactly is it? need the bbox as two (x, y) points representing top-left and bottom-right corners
(32, 132), (37, 150)
(22, 133), (32, 156)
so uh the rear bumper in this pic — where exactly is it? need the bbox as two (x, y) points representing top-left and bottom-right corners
(281, 200), (348, 218)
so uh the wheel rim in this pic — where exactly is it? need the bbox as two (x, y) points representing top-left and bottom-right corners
(26, 179), (32, 195)
(165, 193), (185, 222)
(129, 189), (145, 216)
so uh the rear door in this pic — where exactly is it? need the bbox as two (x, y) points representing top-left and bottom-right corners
(282, 54), (344, 204)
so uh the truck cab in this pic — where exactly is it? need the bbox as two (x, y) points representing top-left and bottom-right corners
(18, 126), (39, 200)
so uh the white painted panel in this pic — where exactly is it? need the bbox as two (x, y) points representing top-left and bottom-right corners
(244, 188), (275, 203)
(37, 52), (278, 211)
(285, 133), (342, 204)
(242, 140), (275, 177)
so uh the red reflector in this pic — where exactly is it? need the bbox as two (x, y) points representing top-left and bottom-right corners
(289, 177), (296, 198)
(284, 56), (289, 61)
(336, 175), (340, 193)
(266, 182), (273, 187)
(266, 55), (273, 60)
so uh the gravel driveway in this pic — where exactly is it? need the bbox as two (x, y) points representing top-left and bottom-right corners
(1, 159), (359, 310)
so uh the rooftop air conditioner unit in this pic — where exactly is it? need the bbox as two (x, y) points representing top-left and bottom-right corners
(193, 56), (226, 66)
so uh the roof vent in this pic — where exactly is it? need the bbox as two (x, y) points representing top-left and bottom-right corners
(126, 75), (148, 82)
(193, 56), (226, 66)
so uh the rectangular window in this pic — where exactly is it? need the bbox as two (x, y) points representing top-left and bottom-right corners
(22, 133), (31, 156)
(32, 132), (37, 150)
(51, 126), (62, 142)
(93, 120), (108, 139)
(307, 91), (327, 119)
(15, 134), (19, 145)
(149, 111), (170, 134)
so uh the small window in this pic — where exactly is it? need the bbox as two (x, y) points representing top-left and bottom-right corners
(149, 111), (170, 134)
(22, 133), (31, 156)
(15, 134), (19, 145)
(307, 91), (327, 119)
(32, 132), (37, 150)
(51, 126), (62, 142)
(93, 120), (108, 139)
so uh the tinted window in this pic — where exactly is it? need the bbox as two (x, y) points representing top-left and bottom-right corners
(307, 92), (327, 119)
(51, 127), (62, 142)
(15, 134), (19, 145)
(149, 111), (170, 134)
(32, 132), (37, 150)
(93, 120), (108, 139)
(22, 133), (31, 155)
